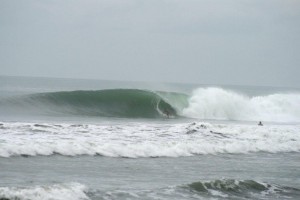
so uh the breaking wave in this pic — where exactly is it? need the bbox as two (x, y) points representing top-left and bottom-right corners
(184, 179), (300, 199)
(182, 87), (300, 123)
(0, 182), (89, 200)
(1, 89), (188, 118)
(1, 87), (300, 122)
(1, 180), (298, 200)
(1, 121), (299, 158)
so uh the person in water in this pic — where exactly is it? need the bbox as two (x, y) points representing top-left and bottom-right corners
(164, 109), (170, 118)
(258, 121), (263, 126)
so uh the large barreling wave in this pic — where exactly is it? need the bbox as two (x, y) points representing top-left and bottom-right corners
(0, 89), (188, 119)
(1, 87), (300, 122)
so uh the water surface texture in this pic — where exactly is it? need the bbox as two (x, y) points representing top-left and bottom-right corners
(0, 76), (299, 200)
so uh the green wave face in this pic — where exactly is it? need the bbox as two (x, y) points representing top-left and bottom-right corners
(23, 89), (187, 118)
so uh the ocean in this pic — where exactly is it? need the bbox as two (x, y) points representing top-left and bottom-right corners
(0, 76), (300, 200)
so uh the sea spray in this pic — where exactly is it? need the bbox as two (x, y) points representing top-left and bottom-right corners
(182, 87), (300, 122)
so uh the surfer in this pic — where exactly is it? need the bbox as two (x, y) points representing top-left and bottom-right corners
(258, 121), (263, 126)
(164, 109), (170, 118)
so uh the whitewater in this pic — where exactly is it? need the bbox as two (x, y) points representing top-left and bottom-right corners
(182, 87), (300, 123)
(0, 76), (299, 200)
(0, 121), (299, 158)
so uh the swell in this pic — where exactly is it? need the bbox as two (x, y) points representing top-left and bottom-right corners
(185, 179), (300, 199)
(1, 89), (188, 118)
(188, 179), (271, 193)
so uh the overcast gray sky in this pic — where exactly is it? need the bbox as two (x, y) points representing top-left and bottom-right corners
(0, 0), (299, 87)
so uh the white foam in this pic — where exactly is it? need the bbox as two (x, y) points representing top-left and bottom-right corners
(0, 121), (299, 158)
(0, 182), (89, 200)
(182, 87), (300, 123)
